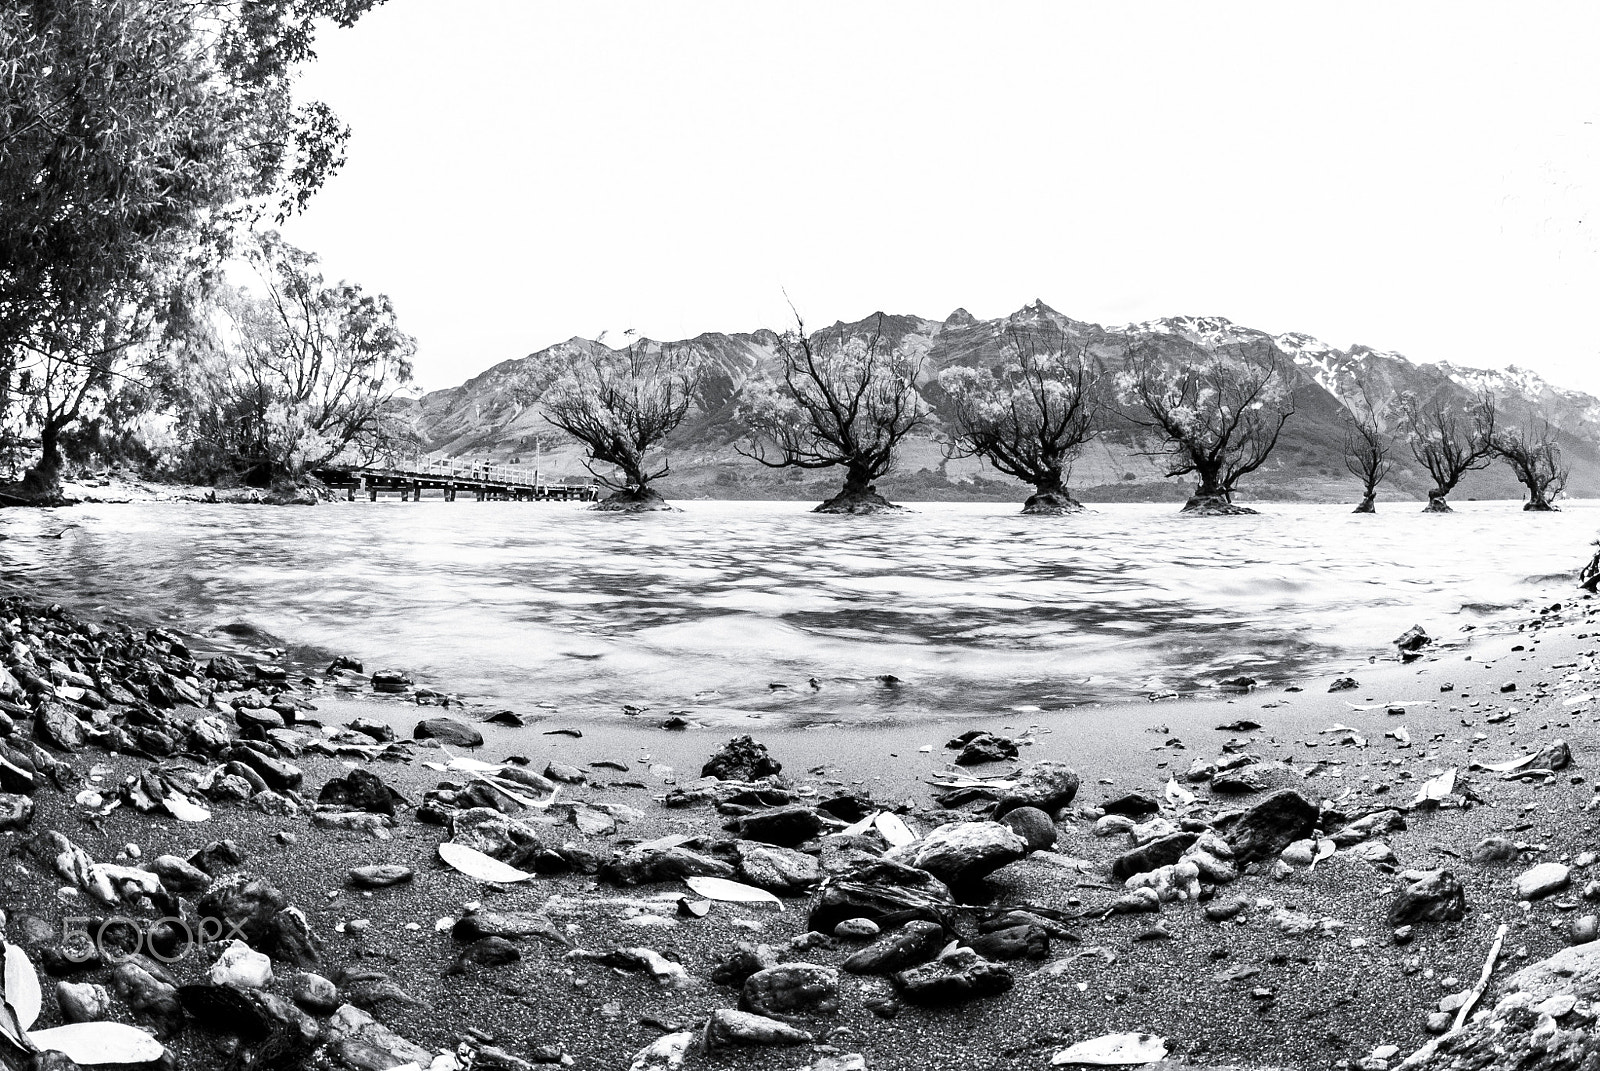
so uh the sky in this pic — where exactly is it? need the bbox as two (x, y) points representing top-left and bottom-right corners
(281, 2), (1600, 395)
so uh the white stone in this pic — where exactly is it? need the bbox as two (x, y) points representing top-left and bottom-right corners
(209, 939), (274, 989)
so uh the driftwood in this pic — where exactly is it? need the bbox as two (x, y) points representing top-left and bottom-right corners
(1452, 922), (1509, 1032)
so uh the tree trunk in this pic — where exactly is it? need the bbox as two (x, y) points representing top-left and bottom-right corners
(593, 485), (676, 513)
(1353, 493), (1376, 514)
(1022, 474), (1082, 515)
(1423, 488), (1452, 513)
(1523, 496), (1557, 512)
(15, 421), (67, 504)
(814, 462), (901, 514)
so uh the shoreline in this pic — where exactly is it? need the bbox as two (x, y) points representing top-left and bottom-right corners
(0, 527), (1597, 1069)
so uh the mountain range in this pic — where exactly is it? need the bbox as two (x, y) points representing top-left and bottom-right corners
(400, 303), (1600, 504)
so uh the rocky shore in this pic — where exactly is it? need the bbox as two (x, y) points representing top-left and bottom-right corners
(1, 580), (1600, 1070)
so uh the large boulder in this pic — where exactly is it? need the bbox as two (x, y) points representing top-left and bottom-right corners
(1387, 870), (1468, 927)
(1398, 941), (1600, 1070)
(891, 948), (1013, 1005)
(994, 761), (1080, 817)
(412, 717), (483, 748)
(703, 736), (782, 781)
(841, 920), (946, 975)
(196, 873), (320, 967)
(1214, 789), (1319, 863)
(740, 964), (839, 1019)
(806, 858), (958, 934)
(892, 821), (1028, 886)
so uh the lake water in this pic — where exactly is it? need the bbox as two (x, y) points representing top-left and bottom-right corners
(0, 499), (1591, 726)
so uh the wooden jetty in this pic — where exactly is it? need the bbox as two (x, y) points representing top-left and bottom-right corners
(319, 457), (601, 502)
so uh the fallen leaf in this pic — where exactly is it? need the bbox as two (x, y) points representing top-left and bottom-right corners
(682, 876), (783, 911)
(436, 842), (534, 884)
(1164, 778), (1196, 806)
(3, 943), (40, 1031)
(1414, 767), (1458, 805)
(28, 1022), (164, 1065)
(161, 793), (211, 823)
(874, 813), (916, 847)
(1052, 1031), (1168, 1066)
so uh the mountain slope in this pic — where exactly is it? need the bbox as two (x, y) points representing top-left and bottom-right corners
(398, 306), (1600, 504)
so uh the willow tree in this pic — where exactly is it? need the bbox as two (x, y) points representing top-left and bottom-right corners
(541, 341), (698, 511)
(167, 235), (416, 487)
(738, 314), (925, 514)
(1493, 418), (1568, 511)
(0, 0), (381, 499)
(1342, 386), (1394, 514)
(1398, 389), (1496, 512)
(939, 326), (1106, 514)
(1120, 338), (1295, 514)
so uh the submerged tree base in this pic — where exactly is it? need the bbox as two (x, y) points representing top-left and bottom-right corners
(593, 488), (676, 513)
(1181, 494), (1258, 516)
(1423, 493), (1452, 513)
(814, 486), (903, 514)
(1524, 500), (1559, 511)
(1021, 490), (1085, 515)
(1353, 495), (1377, 514)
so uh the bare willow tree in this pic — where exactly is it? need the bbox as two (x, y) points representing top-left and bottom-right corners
(1342, 385), (1394, 514)
(939, 325), (1106, 514)
(738, 314), (925, 513)
(541, 340), (698, 511)
(1493, 418), (1568, 511)
(1398, 389), (1496, 512)
(1119, 338), (1295, 515)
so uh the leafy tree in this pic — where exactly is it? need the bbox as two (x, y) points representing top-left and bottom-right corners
(167, 235), (415, 486)
(738, 314), (926, 513)
(1397, 389), (1496, 512)
(1342, 385), (1394, 514)
(540, 340), (699, 510)
(1119, 337), (1295, 514)
(938, 325), (1107, 514)
(1492, 418), (1567, 511)
(0, 0), (382, 497)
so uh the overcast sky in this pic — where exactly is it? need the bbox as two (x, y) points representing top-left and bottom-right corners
(281, 2), (1599, 394)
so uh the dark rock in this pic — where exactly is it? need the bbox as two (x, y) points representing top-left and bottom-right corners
(337, 968), (422, 1012)
(111, 958), (184, 1036)
(735, 842), (822, 893)
(0, 791), (33, 830)
(349, 865), (414, 889)
(703, 1007), (813, 1048)
(188, 838), (246, 875)
(1387, 869), (1468, 926)
(1394, 625), (1431, 651)
(1471, 835), (1519, 863)
(371, 669), (412, 693)
(1212, 767), (1268, 794)
(947, 730), (1018, 766)
(1214, 789), (1319, 863)
(178, 982), (273, 1040)
(1205, 898), (1249, 922)
(34, 700), (86, 752)
(892, 948), (1013, 1005)
(449, 936), (521, 974)
(1332, 808), (1407, 847)
(1098, 791), (1159, 818)
(601, 844), (734, 885)
(841, 920), (945, 975)
(994, 760), (1080, 818)
(1534, 739), (1573, 771)
(807, 858), (958, 934)
(412, 716), (482, 747)
(1111, 832), (1199, 880)
(966, 924), (1050, 961)
(723, 805), (827, 847)
(998, 806), (1055, 850)
(452, 911), (569, 947)
(895, 821), (1028, 885)
(292, 971), (341, 1015)
(206, 655), (248, 681)
(711, 943), (778, 988)
(230, 744), (303, 791)
(319, 769), (402, 817)
(1328, 677), (1359, 692)
(196, 873), (319, 966)
(702, 735), (783, 781)
(740, 963), (839, 1019)
(149, 854), (212, 894)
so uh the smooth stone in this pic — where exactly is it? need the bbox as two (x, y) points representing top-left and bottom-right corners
(1516, 862), (1571, 900)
